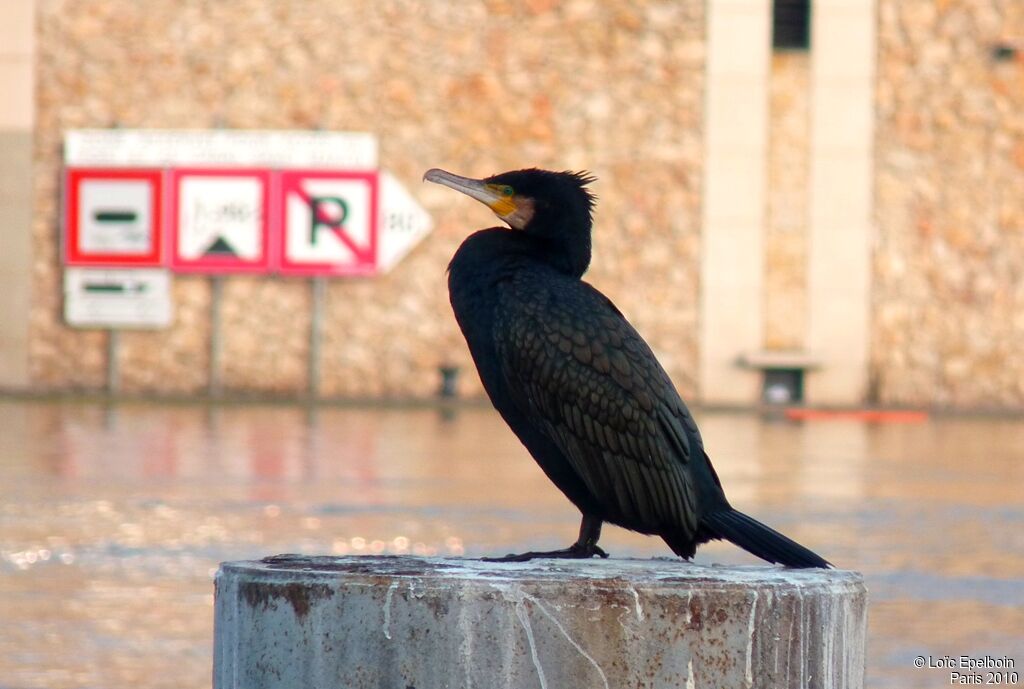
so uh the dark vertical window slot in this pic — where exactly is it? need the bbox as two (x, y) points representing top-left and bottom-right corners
(773, 0), (812, 51)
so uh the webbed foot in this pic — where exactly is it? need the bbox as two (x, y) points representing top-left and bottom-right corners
(482, 542), (609, 563)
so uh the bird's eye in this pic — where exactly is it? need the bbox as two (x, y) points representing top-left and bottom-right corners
(501, 185), (514, 197)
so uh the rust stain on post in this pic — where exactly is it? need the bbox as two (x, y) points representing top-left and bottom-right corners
(240, 580), (335, 619)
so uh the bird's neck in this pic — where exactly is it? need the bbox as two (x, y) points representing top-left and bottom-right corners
(525, 209), (593, 277)
(448, 229), (531, 295)
(536, 231), (591, 278)
(449, 226), (591, 282)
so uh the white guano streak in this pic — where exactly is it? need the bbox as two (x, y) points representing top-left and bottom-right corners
(514, 597), (548, 689)
(745, 590), (759, 687)
(627, 584), (645, 621)
(382, 581), (399, 640)
(529, 594), (610, 689)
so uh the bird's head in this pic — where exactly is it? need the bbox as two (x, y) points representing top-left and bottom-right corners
(424, 167), (597, 275)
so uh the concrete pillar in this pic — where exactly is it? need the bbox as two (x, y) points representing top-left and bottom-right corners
(805, 0), (877, 405)
(0, 1), (35, 390)
(215, 555), (867, 689)
(700, 0), (772, 405)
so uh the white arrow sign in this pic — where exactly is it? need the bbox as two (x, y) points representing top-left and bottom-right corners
(377, 171), (434, 273)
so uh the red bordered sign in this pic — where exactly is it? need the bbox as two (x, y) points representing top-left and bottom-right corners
(275, 170), (379, 276)
(65, 168), (165, 267)
(169, 168), (273, 273)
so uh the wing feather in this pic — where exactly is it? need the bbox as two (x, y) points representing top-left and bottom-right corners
(493, 274), (705, 534)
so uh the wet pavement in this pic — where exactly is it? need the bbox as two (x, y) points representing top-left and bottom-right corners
(0, 398), (1021, 688)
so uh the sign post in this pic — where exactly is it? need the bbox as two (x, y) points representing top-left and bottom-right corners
(60, 130), (435, 398)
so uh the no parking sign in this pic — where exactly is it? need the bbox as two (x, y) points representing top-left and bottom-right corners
(276, 170), (379, 276)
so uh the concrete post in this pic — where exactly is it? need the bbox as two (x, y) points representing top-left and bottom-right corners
(214, 555), (866, 689)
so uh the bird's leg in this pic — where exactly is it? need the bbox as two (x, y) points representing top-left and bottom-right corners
(572, 513), (609, 557)
(482, 514), (609, 562)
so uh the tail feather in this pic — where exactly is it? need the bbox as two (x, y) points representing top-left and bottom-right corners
(701, 509), (831, 569)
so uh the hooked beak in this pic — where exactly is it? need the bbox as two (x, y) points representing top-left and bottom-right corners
(423, 168), (517, 219)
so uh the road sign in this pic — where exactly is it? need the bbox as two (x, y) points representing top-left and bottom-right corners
(170, 168), (272, 273)
(377, 171), (434, 273)
(275, 170), (379, 276)
(62, 133), (435, 275)
(64, 268), (172, 328)
(65, 129), (378, 170)
(65, 168), (164, 266)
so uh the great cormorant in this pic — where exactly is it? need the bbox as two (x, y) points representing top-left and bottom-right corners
(424, 167), (829, 568)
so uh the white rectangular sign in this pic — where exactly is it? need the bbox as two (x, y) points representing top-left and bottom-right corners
(77, 178), (154, 253)
(178, 176), (263, 258)
(64, 129), (378, 169)
(170, 168), (271, 272)
(64, 268), (173, 329)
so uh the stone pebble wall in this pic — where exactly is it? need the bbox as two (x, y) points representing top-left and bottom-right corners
(873, 0), (1024, 408)
(31, 0), (706, 399)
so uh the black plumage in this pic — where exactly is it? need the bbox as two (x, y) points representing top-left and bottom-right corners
(424, 167), (829, 568)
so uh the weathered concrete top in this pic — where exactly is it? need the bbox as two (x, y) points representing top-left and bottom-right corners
(226, 552), (863, 594)
(215, 555), (867, 689)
